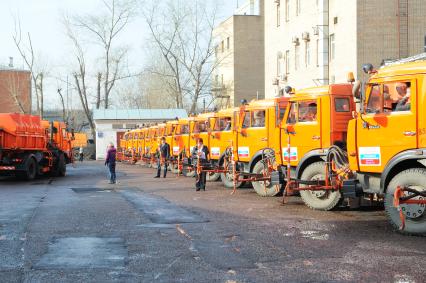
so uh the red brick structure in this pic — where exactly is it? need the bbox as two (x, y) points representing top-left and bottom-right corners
(0, 68), (31, 114)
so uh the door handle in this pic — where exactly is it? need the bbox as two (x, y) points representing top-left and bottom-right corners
(260, 138), (268, 141)
(403, 131), (416, 136)
(312, 135), (320, 140)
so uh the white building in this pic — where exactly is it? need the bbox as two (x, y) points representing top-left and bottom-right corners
(93, 109), (187, 160)
(264, 0), (426, 98)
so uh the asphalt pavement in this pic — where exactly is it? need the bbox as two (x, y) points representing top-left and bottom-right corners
(0, 161), (425, 283)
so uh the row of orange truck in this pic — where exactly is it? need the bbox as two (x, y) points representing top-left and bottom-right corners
(119, 58), (426, 235)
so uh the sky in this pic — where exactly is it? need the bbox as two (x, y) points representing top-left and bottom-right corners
(0, 0), (240, 109)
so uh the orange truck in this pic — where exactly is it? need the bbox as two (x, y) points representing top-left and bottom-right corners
(279, 58), (426, 235)
(223, 97), (289, 192)
(0, 113), (73, 180)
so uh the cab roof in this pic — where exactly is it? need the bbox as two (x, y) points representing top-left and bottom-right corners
(292, 83), (353, 100)
(374, 61), (426, 79)
(245, 96), (289, 109)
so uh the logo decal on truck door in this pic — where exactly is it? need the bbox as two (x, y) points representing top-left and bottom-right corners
(173, 146), (180, 155)
(282, 147), (298, 161)
(238, 147), (250, 158)
(359, 147), (381, 166)
(210, 147), (220, 157)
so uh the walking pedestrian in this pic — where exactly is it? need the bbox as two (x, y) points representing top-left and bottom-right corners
(191, 138), (209, 191)
(154, 137), (170, 178)
(79, 146), (84, 162)
(105, 143), (117, 184)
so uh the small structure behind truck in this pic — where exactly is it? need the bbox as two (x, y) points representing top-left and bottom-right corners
(0, 113), (73, 180)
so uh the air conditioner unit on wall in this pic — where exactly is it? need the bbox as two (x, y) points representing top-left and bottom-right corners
(292, 37), (300, 45)
(272, 78), (279, 85)
(302, 32), (310, 41)
(312, 26), (319, 36)
(279, 74), (287, 82)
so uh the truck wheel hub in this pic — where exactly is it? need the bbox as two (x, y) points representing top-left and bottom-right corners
(400, 186), (425, 219)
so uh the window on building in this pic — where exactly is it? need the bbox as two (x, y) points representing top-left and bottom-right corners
(221, 74), (224, 85)
(330, 33), (336, 61)
(215, 75), (219, 85)
(226, 37), (230, 49)
(285, 50), (290, 74)
(221, 41), (224, 52)
(277, 3), (281, 27)
(277, 52), (284, 76)
(295, 45), (300, 70)
(296, 0), (301, 15)
(285, 0), (290, 22)
(305, 41), (310, 67)
(215, 45), (219, 56)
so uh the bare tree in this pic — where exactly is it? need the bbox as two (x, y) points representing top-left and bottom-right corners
(64, 19), (97, 140)
(12, 17), (46, 117)
(73, 0), (134, 109)
(142, 0), (222, 113)
(57, 88), (67, 122)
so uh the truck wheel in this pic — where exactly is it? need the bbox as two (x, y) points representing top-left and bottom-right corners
(251, 161), (280, 197)
(51, 154), (66, 177)
(299, 161), (342, 210)
(207, 172), (220, 182)
(183, 168), (195, 177)
(220, 161), (242, 188)
(17, 157), (37, 181)
(58, 154), (66, 177)
(385, 168), (426, 236)
(170, 163), (181, 174)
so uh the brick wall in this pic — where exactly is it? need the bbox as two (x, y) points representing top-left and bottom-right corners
(0, 70), (31, 114)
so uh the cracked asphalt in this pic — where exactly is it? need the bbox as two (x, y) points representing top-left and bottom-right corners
(0, 161), (425, 282)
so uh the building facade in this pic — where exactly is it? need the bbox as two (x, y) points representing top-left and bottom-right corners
(0, 67), (31, 114)
(212, 0), (265, 109)
(264, 0), (426, 98)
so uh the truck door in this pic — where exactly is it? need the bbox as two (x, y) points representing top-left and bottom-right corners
(356, 79), (417, 173)
(283, 100), (321, 167)
(237, 109), (268, 163)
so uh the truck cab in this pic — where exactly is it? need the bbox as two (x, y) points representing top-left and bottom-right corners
(346, 60), (426, 234)
(228, 97), (289, 193)
(280, 84), (355, 209)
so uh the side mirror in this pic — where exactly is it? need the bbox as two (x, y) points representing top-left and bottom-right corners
(352, 81), (361, 99)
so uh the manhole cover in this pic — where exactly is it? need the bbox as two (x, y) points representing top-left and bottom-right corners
(71, 188), (105, 193)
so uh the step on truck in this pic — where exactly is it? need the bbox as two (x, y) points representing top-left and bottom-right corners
(0, 113), (73, 180)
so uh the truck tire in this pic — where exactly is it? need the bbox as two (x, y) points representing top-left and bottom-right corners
(385, 168), (426, 236)
(299, 161), (342, 210)
(183, 168), (195, 177)
(207, 171), (220, 182)
(220, 161), (243, 188)
(17, 157), (37, 181)
(170, 163), (181, 174)
(58, 154), (66, 177)
(51, 154), (66, 177)
(251, 161), (281, 197)
(206, 161), (220, 182)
